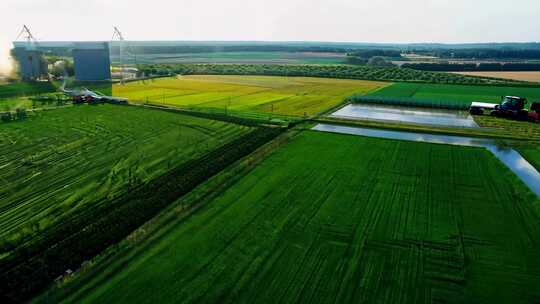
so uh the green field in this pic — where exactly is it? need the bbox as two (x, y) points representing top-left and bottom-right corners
(0, 82), (56, 98)
(112, 75), (388, 116)
(519, 146), (540, 171)
(0, 98), (34, 111)
(53, 131), (540, 303)
(113, 51), (347, 65)
(368, 82), (540, 106)
(0, 104), (251, 251)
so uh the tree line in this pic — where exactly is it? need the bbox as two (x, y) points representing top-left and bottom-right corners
(136, 63), (523, 85)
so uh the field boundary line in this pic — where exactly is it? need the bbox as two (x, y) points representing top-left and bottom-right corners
(36, 128), (303, 303)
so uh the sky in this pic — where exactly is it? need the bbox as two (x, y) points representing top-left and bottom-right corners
(0, 0), (539, 44)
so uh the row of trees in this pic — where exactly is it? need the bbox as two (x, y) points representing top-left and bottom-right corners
(1, 108), (27, 122)
(136, 63), (519, 85)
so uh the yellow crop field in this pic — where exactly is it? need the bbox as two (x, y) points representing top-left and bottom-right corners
(112, 75), (389, 116)
(453, 71), (540, 83)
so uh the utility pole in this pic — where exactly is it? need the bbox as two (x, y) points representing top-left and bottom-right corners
(112, 26), (137, 84)
(112, 26), (125, 84)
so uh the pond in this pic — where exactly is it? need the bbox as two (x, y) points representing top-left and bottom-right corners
(331, 104), (478, 128)
(312, 123), (540, 197)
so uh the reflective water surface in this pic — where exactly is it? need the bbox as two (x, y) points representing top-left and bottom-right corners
(312, 123), (540, 197)
(331, 104), (478, 128)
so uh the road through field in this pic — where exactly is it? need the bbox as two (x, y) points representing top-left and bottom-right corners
(55, 131), (540, 304)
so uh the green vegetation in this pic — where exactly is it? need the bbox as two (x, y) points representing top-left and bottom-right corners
(135, 63), (520, 85)
(1, 124), (280, 303)
(46, 131), (540, 303)
(518, 146), (540, 171)
(474, 115), (540, 141)
(112, 75), (388, 116)
(0, 104), (251, 254)
(346, 95), (471, 110)
(367, 82), (540, 106)
(119, 51), (346, 65)
(0, 82), (56, 98)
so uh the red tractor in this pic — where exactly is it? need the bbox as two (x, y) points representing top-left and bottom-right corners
(528, 102), (540, 122)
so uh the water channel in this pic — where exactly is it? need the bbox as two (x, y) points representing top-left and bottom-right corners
(331, 104), (478, 128)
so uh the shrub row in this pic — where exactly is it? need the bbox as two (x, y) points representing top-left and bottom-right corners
(1, 108), (27, 122)
(136, 64), (518, 85)
(0, 126), (283, 303)
(346, 95), (471, 110)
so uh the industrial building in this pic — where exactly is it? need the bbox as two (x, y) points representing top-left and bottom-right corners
(11, 46), (47, 81)
(73, 42), (111, 81)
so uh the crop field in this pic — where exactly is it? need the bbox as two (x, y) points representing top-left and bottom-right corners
(112, 51), (347, 65)
(53, 131), (540, 304)
(0, 82), (56, 98)
(0, 104), (251, 253)
(518, 146), (540, 171)
(367, 82), (540, 107)
(111, 75), (388, 116)
(454, 71), (540, 83)
(0, 98), (33, 111)
(474, 115), (540, 141)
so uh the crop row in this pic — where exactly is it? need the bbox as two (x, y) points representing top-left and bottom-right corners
(0, 126), (283, 303)
(46, 131), (540, 303)
(346, 95), (471, 110)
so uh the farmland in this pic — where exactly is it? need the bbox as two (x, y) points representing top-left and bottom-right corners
(49, 131), (540, 304)
(518, 146), (540, 171)
(453, 71), (540, 83)
(367, 82), (540, 107)
(0, 82), (56, 98)
(112, 51), (347, 65)
(111, 75), (388, 116)
(0, 104), (252, 253)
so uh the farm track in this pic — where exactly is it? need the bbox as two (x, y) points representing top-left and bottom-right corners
(53, 131), (540, 303)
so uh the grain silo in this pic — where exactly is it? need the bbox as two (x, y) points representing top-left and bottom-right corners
(12, 25), (47, 81)
(73, 42), (111, 81)
(12, 46), (48, 81)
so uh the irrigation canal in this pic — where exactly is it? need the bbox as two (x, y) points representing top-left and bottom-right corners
(312, 123), (540, 197)
(331, 104), (478, 128)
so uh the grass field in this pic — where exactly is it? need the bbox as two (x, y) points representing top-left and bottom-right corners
(52, 131), (540, 304)
(0, 98), (34, 111)
(518, 146), (540, 171)
(112, 75), (388, 116)
(454, 71), (540, 83)
(0, 82), (56, 98)
(474, 115), (540, 141)
(367, 82), (540, 107)
(0, 104), (251, 252)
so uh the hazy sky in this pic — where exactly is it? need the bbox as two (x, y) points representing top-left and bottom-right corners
(1, 0), (539, 43)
